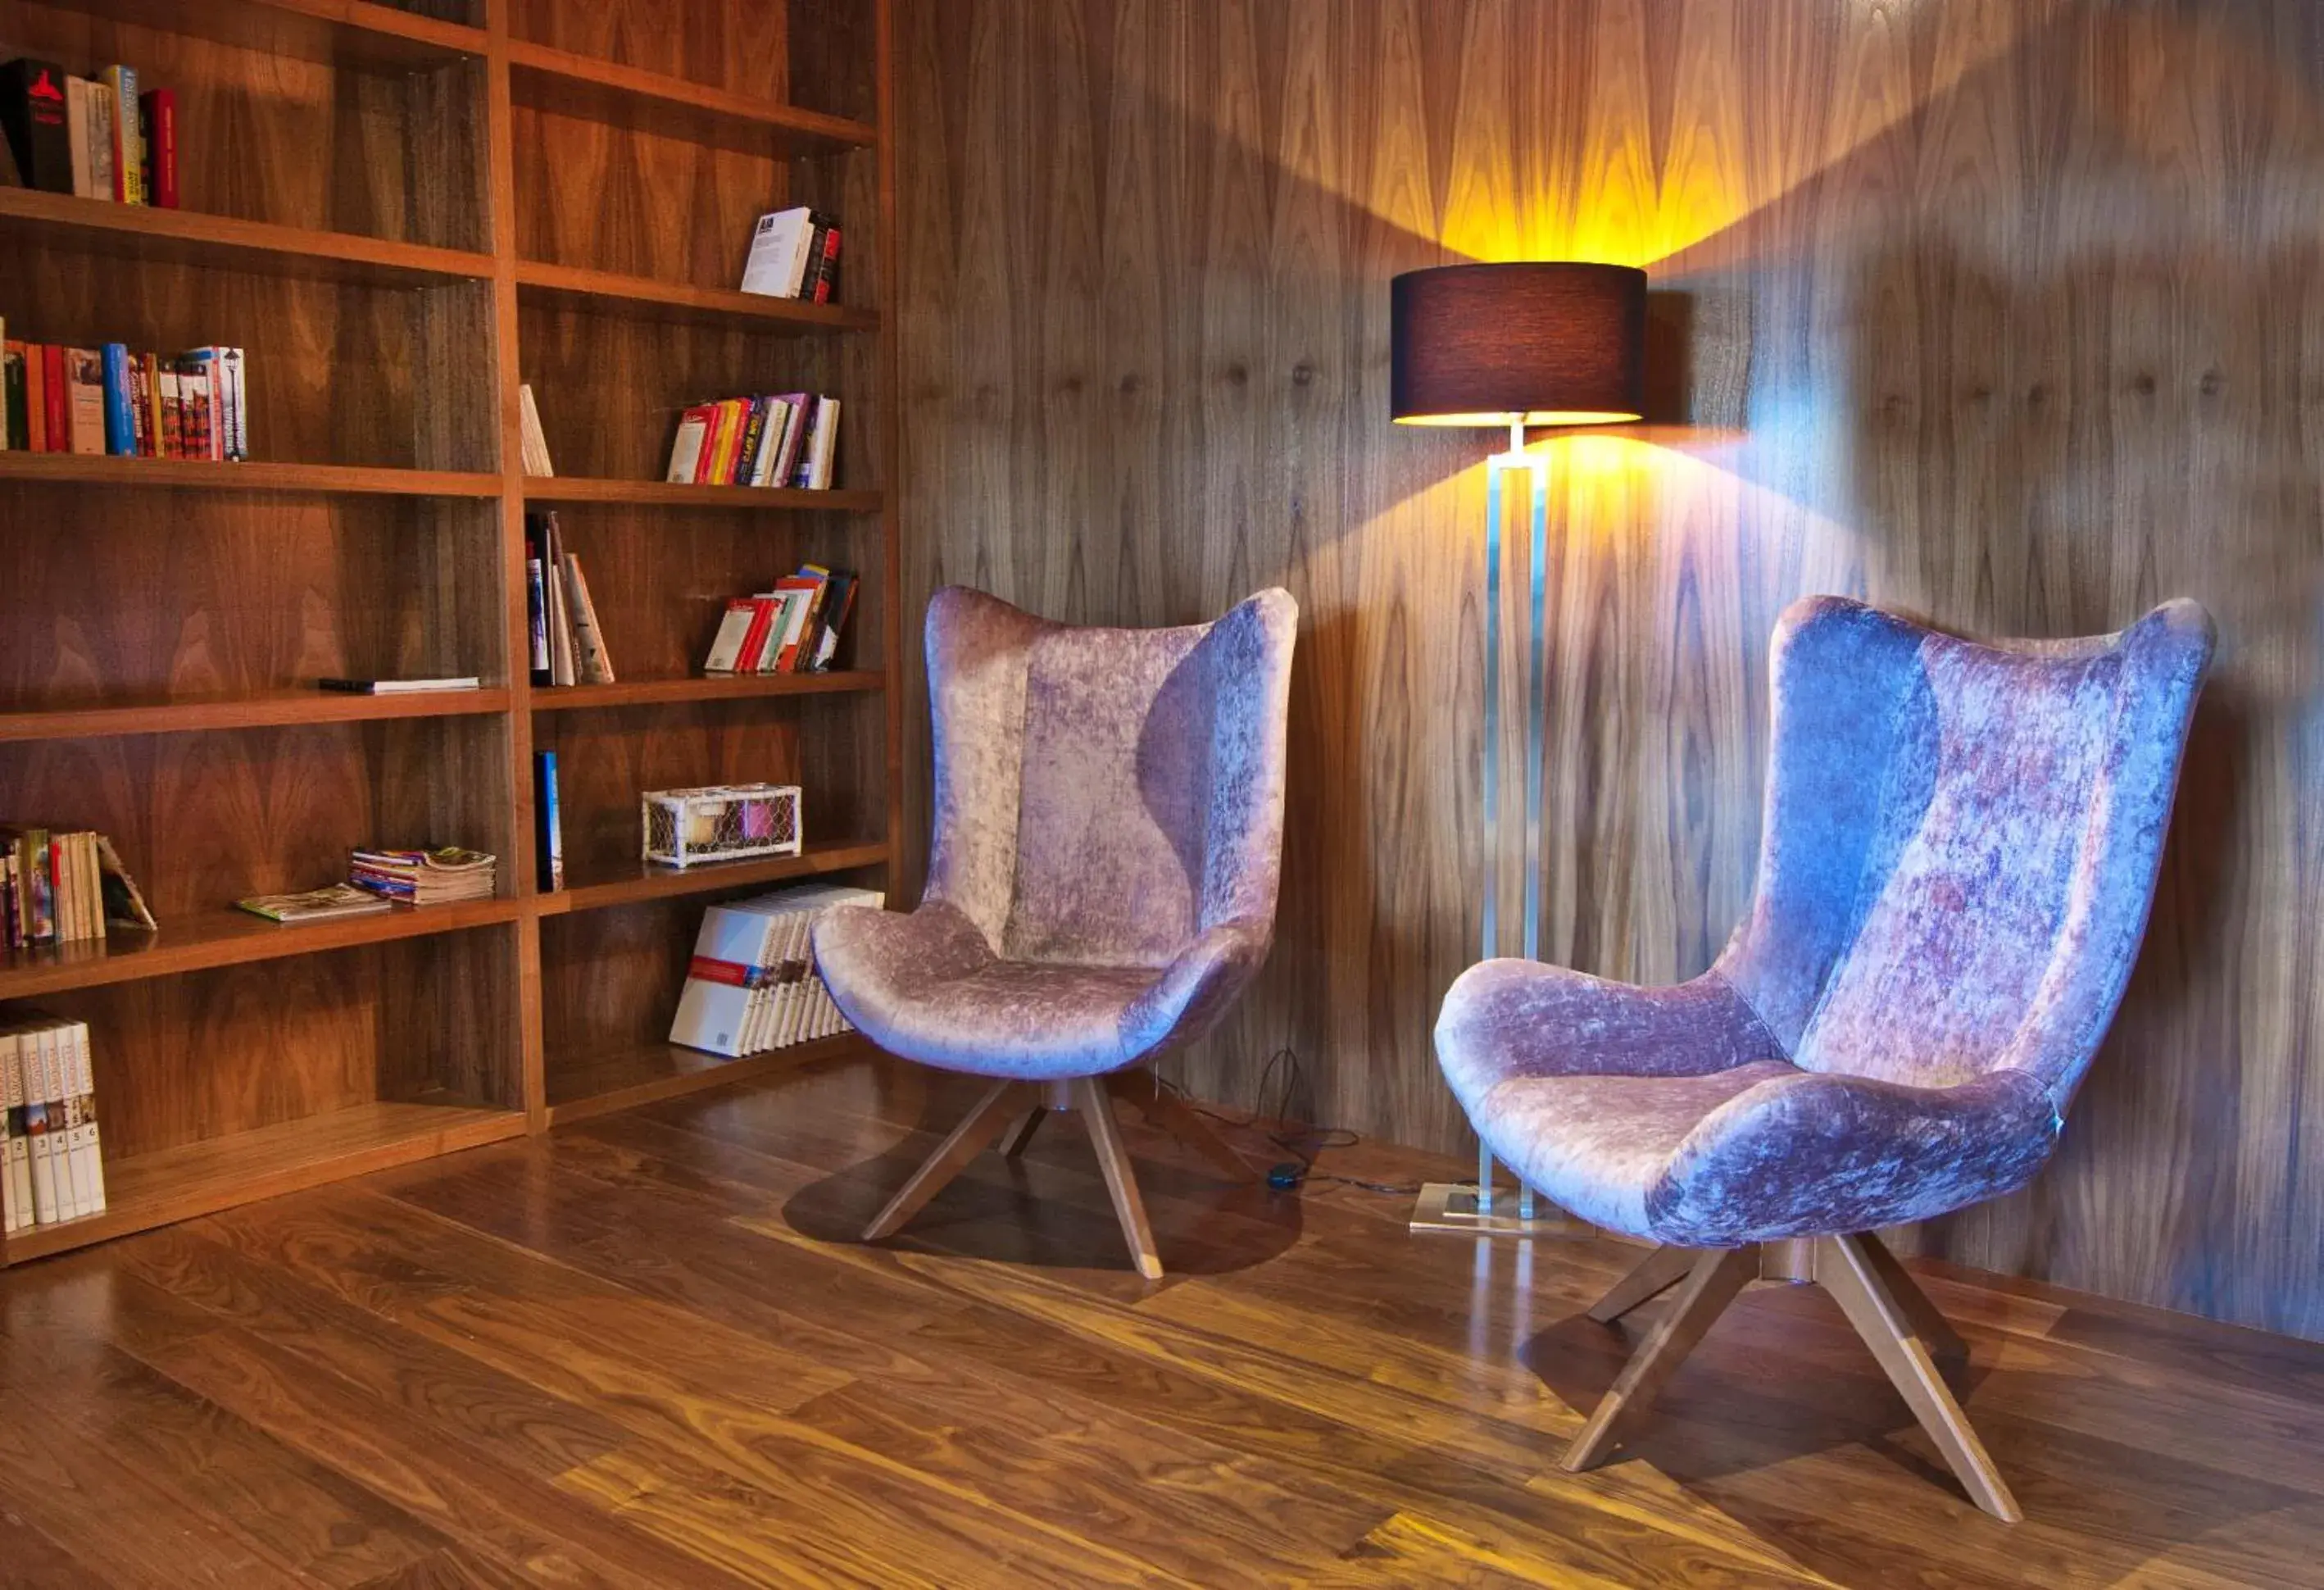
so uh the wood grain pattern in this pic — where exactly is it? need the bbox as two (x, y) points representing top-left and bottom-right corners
(893, 0), (2324, 1341)
(0, 0), (899, 1256)
(0, 1051), (2315, 1587)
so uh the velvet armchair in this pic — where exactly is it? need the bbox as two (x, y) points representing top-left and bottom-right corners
(815, 585), (1298, 1279)
(1435, 595), (2213, 1520)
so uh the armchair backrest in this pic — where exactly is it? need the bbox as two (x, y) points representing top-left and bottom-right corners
(1718, 596), (2213, 1104)
(921, 586), (1298, 970)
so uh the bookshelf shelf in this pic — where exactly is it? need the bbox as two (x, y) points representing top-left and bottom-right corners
(0, 0), (899, 1264)
(520, 478), (883, 512)
(515, 260), (878, 334)
(37, 0), (486, 72)
(0, 900), (523, 1002)
(546, 1033), (865, 1126)
(506, 39), (879, 154)
(538, 841), (891, 918)
(0, 688), (512, 743)
(0, 453), (503, 497)
(0, 188), (496, 287)
(530, 673), (882, 712)
(2, 1098), (523, 1263)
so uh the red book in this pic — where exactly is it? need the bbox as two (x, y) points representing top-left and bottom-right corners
(21, 345), (45, 452)
(41, 346), (68, 454)
(139, 89), (176, 209)
(810, 225), (841, 303)
(733, 596), (779, 673)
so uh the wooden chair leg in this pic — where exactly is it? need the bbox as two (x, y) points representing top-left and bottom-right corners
(1562, 1246), (1758, 1472)
(1856, 1232), (1970, 1362)
(999, 1107), (1047, 1159)
(1586, 1244), (1702, 1324)
(1105, 1070), (1255, 1182)
(862, 1080), (1028, 1242)
(1820, 1233), (2022, 1522)
(1073, 1075), (1164, 1280)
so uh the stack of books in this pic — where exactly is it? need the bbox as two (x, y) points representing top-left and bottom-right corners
(0, 326), (246, 461)
(0, 1015), (106, 1232)
(668, 884), (883, 1058)
(1, 57), (177, 206)
(738, 206), (842, 302)
(664, 392), (839, 489)
(2, 828), (155, 949)
(526, 510), (614, 685)
(348, 847), (497, 906)
(701, 564), (858, 675)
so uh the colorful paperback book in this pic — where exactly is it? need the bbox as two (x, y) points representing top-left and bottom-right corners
(236, 884), (394, 924)
(533, 750), (563, 893)
(0, 1031), (24, 1234)
(101, 342), (134, 455)
(99, 64), (137, 203)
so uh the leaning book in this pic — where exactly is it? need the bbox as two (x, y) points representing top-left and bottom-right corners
(236, 884), (394, 924)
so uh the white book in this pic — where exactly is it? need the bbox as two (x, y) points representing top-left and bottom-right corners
(0, 1032), (23, 1234)
(518, 383), (555, 476)
(66, 77), (91, 198)
(562, 552), (615, 684)
(19, 1025), (61, 1224)
(744, 905), (790, 1054)
(738, 207), (814, 298)
(765, 588), (814, 676)
(63, 1021), (103, 1217)
(806, 398), (840, 489)
(40, 1025), (82, 1221)
(665, 411), (707, 483)
(87, 82), (115, 202)
(769, 908), (808, 1050)
(701, 602), (756, 675)
(668, 903), (774, 1056)
(225, 346), (248, 460)
(748, 398), (792, 486)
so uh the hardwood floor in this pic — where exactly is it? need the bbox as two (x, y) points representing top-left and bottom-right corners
(2, 1055), (2320, 1588)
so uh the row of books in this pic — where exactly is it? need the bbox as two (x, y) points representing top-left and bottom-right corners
(1, 325), (247, 460)
(668, 884), (881, 1057)
(527, 511), (615, 685)
(665, 393), (839, 489)
(1, 58), (176, 206)
(702, 564), (859, 676)
(0, 1015), (105, 1230)
(2, 828), (155, 950)
(739, 206), (842, 302)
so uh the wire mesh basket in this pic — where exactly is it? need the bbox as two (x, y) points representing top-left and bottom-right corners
(641, 784), (803, 869)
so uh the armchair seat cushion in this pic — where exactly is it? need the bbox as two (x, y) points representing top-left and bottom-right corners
(815, 901), (1258, 1079)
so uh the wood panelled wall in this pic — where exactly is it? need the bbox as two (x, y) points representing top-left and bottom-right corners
(892, 0), (2324, 1340)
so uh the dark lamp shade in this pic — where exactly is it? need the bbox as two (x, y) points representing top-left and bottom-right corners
(1391, 262), (1647, 427)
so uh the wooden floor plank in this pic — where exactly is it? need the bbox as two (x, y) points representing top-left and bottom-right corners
(0, 1055), (2318, 1588)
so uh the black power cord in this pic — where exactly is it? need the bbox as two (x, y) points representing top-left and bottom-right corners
(1160, 1047), (1422, 1198)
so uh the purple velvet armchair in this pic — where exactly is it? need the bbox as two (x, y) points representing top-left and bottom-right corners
(1435, 595), (2213, 1520)
(815, 585), (1298, 1279)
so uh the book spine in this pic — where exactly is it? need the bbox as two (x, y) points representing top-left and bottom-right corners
(564, 553), (614, 684)
(65, 75), (89, 198)
(43, 345), (67, 453)
(734, 396), (769, 487)
(2, 342), (22, 451)
(140, 89), (175, 209)
(810, 218), (842, 303)
(16, 1031), (56, 1226)
(102, 343), (134, 456)
(125, 350), (150, 457)
(86, 82), (113, 201)
(2, 60), (75, 193)
(222, 347), (246, 460)
(64, 1021), (102, 1216)
(102, 65), (138, 203)
(0, 1034), (20, 1234)
(524, 523), (551, 684)
(534, 750), (563, 892)
(159, 367), (182, 459)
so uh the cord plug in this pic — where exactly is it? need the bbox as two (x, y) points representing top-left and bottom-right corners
(1266, 1162), (1305, 1190)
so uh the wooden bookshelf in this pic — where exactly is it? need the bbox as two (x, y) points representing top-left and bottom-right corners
(0, 0), (901, 1261)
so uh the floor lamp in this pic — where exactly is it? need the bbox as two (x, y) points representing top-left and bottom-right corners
(1390, 262), (1648, 1237)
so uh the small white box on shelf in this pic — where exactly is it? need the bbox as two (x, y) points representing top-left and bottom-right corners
(642, 784), (803, 869)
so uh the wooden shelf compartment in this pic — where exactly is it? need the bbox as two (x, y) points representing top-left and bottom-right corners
(0, 454), (503, 497)
(529, 673), (881, 712)
(520, 478), (883, 513)
(20, 0), (487, 72)
(2, 1097), (523, 1263)
(545, 1032), (865, 1126)
(0, 189), (496, 288)
(537, 840), (891, 917)
(514, 260), (877, 334)
(0, 687), (511, 743)
(0, 898), (523, 1002)
(506, 39), (878, 155)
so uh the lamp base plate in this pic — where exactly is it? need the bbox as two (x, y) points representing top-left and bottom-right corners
(1409, 1181), (1595, 1238)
